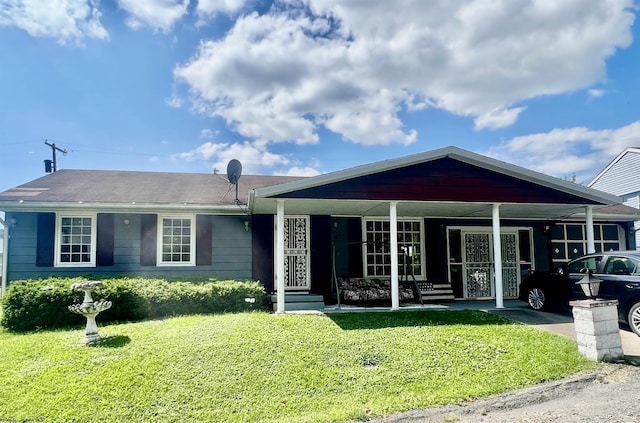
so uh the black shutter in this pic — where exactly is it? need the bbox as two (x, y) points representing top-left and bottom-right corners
(196, 215), (212, 266)
(36, 212), (55, 267)
(252, 214), (274, 292)
(96, 213), (114, 267)
(140, 214), (157, 266)
(310, 215), (332, 297)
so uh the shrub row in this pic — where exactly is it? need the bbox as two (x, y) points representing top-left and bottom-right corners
(0, 276), (268, 332)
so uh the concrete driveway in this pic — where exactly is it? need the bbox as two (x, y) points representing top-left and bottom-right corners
(446, 299), (640, 359)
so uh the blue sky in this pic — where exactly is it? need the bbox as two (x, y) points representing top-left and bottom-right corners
(1, 0), (639, 197)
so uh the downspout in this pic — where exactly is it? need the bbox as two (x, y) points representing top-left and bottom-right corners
(0, 216), (8, 297)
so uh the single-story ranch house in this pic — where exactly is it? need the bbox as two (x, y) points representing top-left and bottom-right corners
(1, 146), (639, 312)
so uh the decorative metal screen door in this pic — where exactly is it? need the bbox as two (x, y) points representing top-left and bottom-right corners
(462, 232), (494, 298)
(500, 233), (520, 298)
(461, 231), (521, 299)
(277, 216), (310, 291)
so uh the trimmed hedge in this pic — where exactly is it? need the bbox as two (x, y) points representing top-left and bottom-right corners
(0, 277), (268, 332)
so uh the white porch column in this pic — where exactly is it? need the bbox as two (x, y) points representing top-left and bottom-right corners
(276, 200), (286, 314)
(586, 205), (595, 254)
(492, 204), (504, 309)
(390, 201), (400, 310)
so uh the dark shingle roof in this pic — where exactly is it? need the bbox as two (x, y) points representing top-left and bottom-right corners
(0, 169), (304, 206)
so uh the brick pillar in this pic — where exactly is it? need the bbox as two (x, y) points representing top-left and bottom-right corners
(570, 299), (623, 362)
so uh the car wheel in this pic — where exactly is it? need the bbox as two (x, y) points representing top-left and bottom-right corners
(627, 303), (640, 337)
(527, 287), (547, 311)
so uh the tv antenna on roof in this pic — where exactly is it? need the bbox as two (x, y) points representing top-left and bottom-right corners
(226, 159), (243, 205)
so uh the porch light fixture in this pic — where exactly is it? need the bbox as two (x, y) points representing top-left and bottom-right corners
(576, 271), (601, 299)
(244, 220), (250, 232)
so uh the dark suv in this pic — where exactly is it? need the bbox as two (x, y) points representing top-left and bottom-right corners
(518, 251), (640, 336)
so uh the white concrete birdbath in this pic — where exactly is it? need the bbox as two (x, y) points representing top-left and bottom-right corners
(68, 281), (112, 344)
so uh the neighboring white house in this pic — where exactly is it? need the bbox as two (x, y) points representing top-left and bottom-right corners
(589, 147), (640, 249)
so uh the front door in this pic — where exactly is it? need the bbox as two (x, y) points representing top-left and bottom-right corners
(276, 215), (311, 291)
(500, 233), (520, 298)
(461, 230), (521, 299)
(462, 232), (493, 298)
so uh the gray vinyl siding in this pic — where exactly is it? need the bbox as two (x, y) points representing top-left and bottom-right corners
(5, 212), (253, 284)
(211, 215), (252, 277)
(5, 212), (45, 280)
(590, 151), (640, 196)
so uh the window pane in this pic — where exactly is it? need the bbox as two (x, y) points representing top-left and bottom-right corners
(160, 217), (194, 264)
(567, 243), (584, 260)
(602, 225), (619, 240)
(364, 219), (422, 277)
(551, 243), (566, 260)
(604, 242), (619, 252)
(566, 225), (583, 240)
(59, 216), (92, 263)
(448, 229), (462, 263)
(518, 230), (531, 263)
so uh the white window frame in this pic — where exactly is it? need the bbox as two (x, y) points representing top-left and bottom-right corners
(551, 223), (624, 265)
(362, 218), (426, 279)
(157, 214), (196, 267)
(54, 213), (97, 267)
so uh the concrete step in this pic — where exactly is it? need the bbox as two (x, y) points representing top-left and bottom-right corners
(270, 293), (325, 312)
(279, 301), (326, 311)
(419, 284), (455, 302)
(421, 294), (456, 301)
(269, 293), (324, 302)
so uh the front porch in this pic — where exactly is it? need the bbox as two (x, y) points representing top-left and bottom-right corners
(249, 147), (634, 314)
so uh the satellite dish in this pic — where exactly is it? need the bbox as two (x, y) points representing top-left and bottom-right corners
(227, 159), (242, 185)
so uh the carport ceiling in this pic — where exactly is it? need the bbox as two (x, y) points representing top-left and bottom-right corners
(249, 198), (610, 220)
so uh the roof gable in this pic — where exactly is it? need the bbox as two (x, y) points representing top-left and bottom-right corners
(589, 147), (640, 196)
(269, 157), (595, 204)
(255, 146), (621, 205)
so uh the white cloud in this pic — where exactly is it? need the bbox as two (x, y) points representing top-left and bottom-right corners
(174, 0), (635, 146)
(588, 88), (605, 98)
(486, 121), (640, 182)
(474, 107), (527, 131)
(274, 166), (321, 177)
(0, 0), (109, 45)
(166, 95), (183, 108)
(175, 140), (290, 174)
(199, 129), (214, 139)
(196, 0), (249, 20)
(117, 0), (189, 33)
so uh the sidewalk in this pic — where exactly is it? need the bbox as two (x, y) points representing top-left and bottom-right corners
(445, 299), (640, 358)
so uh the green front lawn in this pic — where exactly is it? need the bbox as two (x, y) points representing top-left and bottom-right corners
(0, 310), (594, 422)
